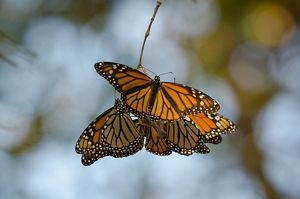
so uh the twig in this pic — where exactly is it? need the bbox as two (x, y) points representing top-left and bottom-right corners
(137, 0), (162, 71)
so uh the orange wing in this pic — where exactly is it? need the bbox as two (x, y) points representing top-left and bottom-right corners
(95, 62), (220, 122)
(124, 82), (221, 122)
(189, 113), (236, 139)
(95, 62), (155, 120)
(95, 62), (152, 94)
(101, 108), (144, 158)
(75, 100), (143, 166)
(165, 119), (209, 155)
(165, 117), (227, 154)
(135, 120), (172, 156)
(121, 86), (153, 119)
(160, 82), (220, 116)
(75, 108), (112, 155)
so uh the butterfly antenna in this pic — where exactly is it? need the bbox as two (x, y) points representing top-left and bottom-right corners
(143, 67), (157, 76)
(158, 72), (175, 82)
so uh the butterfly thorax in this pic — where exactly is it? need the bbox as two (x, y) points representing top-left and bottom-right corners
(148, 76), (161, 114)
(153, 76), (161, 87)
(114, 99), (126, 114)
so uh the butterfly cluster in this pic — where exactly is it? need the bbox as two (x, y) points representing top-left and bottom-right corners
(75, 62), (236, 166)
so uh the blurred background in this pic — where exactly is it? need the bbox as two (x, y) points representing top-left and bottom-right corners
(1, 0), (300, 198)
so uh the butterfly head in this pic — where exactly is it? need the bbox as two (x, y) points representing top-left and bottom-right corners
(154, 76), (161, 86)
(114, 99), (125, 112)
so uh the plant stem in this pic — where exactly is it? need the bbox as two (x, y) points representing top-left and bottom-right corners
(137, 0), (162, 71)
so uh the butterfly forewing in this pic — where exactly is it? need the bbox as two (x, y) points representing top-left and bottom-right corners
(101, 110), (144, 158)
(149, 87), (180, 121)
(121, 86), (153, 119)
(95, 62), (153, 94)
(166, 120), (200, 155)
(75, 108), (113, 154)
(161, 82), (220, 116)
(165, 118), (215, 155)
(189, 113), (236, 139)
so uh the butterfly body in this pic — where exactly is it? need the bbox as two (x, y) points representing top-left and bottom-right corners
(146, 76), (161, 115)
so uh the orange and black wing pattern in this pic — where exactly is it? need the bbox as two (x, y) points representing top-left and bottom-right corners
(100, 105), (144, 158)
(75, 107), (113, 166)
(95, 62), (153, 94)
(75, 108), (112, 155)
(189, 113), (236, 139)
(205, 135), (223, 144)
(75, 100), (143, 166)
(124, 82), (220, 122)
(149, 83), (220, 121)
(165, 119), (209, 155)
(81, 150), (109, 166)
(95, 62), (155, 119)
(161, 82), (219, 115)
(95, 62), (220, 122)
(135, 120), (172, 156)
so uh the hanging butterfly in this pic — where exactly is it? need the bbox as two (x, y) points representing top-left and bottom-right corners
(75, 99), (144, 166)
(95, 62), (220, 121)
(163, 112), (236, 155)
(135, 118), (225, 156)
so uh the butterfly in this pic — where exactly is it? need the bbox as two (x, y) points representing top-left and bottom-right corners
(135, 118), (225, 156)
(95, 62), (220, 121)
(75, 99), (144, 166)
(165, 112), (236, 155)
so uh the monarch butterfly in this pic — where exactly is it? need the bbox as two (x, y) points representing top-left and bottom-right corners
(164, 112), (236, 155)
(95, 62), (220, 121)
(75, 99), (144, 166)
(135, 118), (224, 156)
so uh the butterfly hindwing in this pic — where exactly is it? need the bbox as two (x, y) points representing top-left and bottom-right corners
(165, 119), (202, 156)
(205, 135), (222, 144)
(81, 150), (109, 166)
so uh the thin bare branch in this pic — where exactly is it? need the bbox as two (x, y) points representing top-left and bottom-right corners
(137, 0), (162, 72)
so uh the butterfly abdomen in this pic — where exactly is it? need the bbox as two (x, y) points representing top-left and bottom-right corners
(147, 76), (161, 116)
